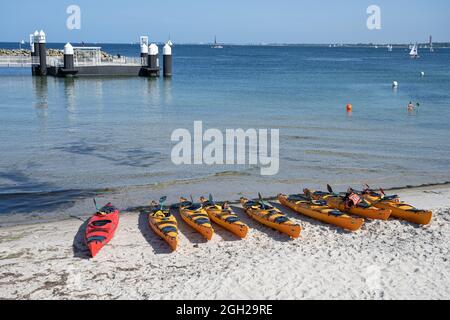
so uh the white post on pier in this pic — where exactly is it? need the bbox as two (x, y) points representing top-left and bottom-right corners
(148, 43), (159, 76)
(163, 42), (172, 77)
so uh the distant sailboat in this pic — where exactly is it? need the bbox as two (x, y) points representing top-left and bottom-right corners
(429, 35), (434, 52)
(410, 43), (419, 59)
(387, 44), (393, 52)
(211, 36), (223, 49)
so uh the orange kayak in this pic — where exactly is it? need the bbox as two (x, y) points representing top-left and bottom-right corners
(278, 194), (364, 231)
(179, 201), (214, 240)
(363, 192), (432, 225)
(240, 197), (301, 238)
(202, 201), (249, 238)
(148, 205), (179, 251)
(310, 190), (391, 220)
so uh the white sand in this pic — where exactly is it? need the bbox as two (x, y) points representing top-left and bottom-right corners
(0, 185), (449, 300)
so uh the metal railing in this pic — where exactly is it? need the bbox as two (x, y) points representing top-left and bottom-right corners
(74, 56), (144, 67)
(0, 55), (145, 68)
(0, 56), (32, 67)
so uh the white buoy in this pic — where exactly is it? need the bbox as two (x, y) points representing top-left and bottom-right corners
(392, 81), (399, 88)
(421, 71), (425, 77)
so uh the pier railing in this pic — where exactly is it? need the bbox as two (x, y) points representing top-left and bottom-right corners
(74, 56), (144, 67)
(0, 56), (32, 67)
(0, 55), (146, 68)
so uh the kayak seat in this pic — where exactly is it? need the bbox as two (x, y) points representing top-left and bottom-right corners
(328, 210), (344, 217)
(274, 216), (289, 224)
(91, 220), (112, 227)
(357, 201), (371, 208)
(86, 235), (107, 244)
(383, 195), (399, 201)
(161, 226), (178, 234)
(187, 204), (203, 211)
(225, 216), (240, 223)
(156, 221), (177, 227)
(194, 218), (210, 226)
(312, 200), (327, 206)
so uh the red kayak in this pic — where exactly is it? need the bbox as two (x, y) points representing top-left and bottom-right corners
(84, 203), (120, 258)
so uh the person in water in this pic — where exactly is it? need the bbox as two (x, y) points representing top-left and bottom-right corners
(407, 101), (415, 112)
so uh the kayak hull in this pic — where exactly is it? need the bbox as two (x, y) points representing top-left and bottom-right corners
(84, 204), (120, 258)
(363, 196), (432, 225)
(148, 213), (179, 251)
(180, 207), (214, 241)
(278, 195), (363, 231)
(240, 199), (301, 238)
(206, 207), (249, 238)
(325, 197), (391, 220)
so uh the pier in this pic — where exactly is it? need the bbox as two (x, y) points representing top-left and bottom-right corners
(0, 31), (172, 78)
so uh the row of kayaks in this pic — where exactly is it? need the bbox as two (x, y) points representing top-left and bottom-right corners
(84, 186), (433, 257)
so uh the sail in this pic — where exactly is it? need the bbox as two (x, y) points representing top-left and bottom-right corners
(409, 44), (418, 56)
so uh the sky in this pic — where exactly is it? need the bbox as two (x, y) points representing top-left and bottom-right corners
(1, 0), (449, 44)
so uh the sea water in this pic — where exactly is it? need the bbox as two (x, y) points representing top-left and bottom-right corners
(0, 44), (449, 221)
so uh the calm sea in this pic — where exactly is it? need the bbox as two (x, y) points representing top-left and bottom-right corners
(1, 43), (449, 223)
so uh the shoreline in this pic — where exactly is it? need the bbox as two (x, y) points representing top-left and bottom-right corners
(0, 183), (449, 299)
(1, 181), (450, 228)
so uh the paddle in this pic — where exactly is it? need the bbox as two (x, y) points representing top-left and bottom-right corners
(190, 195), (194, 204)
(209, 194), (216, 206)
(159, 196), (167, 210)
(258, 193), (270, 209)
(93, 198), (100, 211)
(327, 184), (334, 194)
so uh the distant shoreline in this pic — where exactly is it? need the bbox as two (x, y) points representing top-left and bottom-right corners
(1, 42), (450, 48)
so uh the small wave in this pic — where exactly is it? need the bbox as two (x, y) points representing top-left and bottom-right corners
(0, 188), (113, 215)
(213, 171), (252, 178)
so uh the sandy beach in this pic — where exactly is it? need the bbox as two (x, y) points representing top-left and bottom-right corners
(0, 184), (449, 300)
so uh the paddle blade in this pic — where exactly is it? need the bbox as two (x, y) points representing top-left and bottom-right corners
(380, 188), (386, 196)
(209, 194), (214, 203)
(159, 196), (167, 209)
(190, 195), (194, 203)
(93, 198), (99, 211)
(327, 184), (333, 194)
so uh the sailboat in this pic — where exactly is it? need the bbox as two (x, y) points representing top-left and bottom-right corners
(387, 44), (393, 52)
(409, 43), (419, 59)
(429, 36), (434, 53)
(211, 36), (223, 49)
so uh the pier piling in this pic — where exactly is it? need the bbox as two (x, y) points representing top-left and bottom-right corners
(38, 30), (47, 76)
(32, 30), (40, 76)
(148, 43), (159, 77)
(163, 43), (172, 77)
(63, 43), (75, 70)
(141, 43), (149, 66)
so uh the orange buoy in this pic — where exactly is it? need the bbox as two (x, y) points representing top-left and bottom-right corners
(346, 104), (353, 112)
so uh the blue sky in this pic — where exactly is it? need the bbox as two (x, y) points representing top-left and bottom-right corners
(1, 0), (449, 43)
